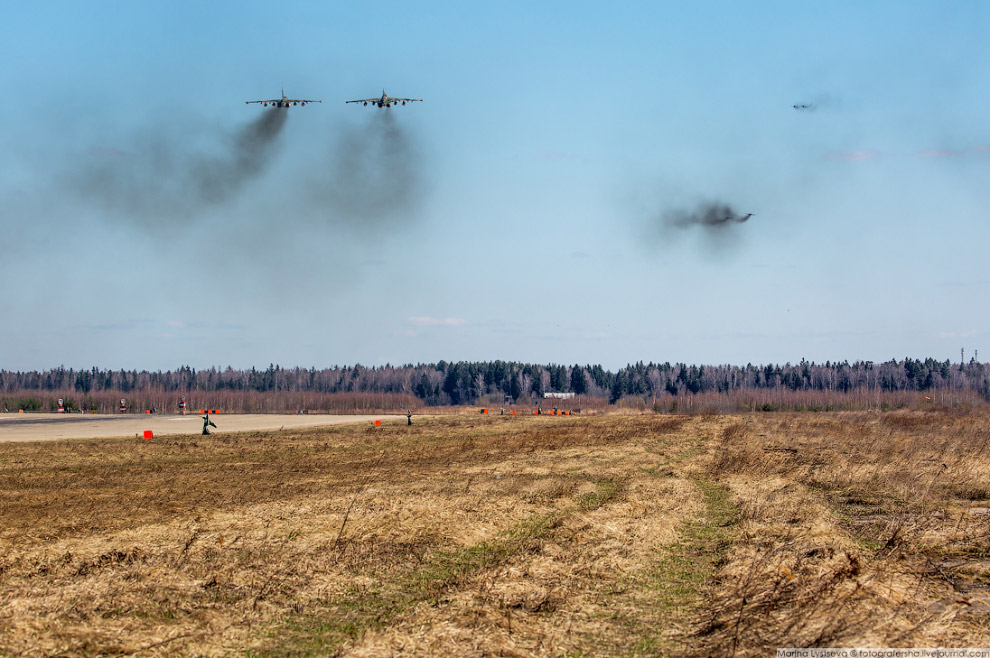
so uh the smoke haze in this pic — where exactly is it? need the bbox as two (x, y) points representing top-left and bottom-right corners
(636, 199), (754, 256)
(793, 93), (839, 112)
(194, 109), (288, 204)
(66, 109), (288, 225)
(313, 110), (424, 230)
(667, 202), (751, 229)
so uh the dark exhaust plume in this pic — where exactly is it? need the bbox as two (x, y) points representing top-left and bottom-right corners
(668, 202), (752, 229)
(314, 110), (423, 229)
(640, 200), (754, 256)
(66, 109), (288, 224)
(793, 93), (838, 113)
(193, 108), (287, 204)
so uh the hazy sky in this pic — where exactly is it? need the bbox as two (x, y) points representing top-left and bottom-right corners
(2, 1), (988, 371)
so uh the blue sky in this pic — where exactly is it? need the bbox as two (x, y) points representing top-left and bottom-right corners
(2, 1), (988, 371)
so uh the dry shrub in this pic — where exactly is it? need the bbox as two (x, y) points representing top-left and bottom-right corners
(1, 388), (424, 414)
(948, 481), (990, 502)
(707, 421), (769, 478)
(882, 412), (937, 430)
(652, 415), (691, 434)
(719, 422), (749, 442)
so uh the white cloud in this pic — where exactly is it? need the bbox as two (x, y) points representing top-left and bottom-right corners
(826, 149), (879, 162)
(406, 316), (466, 327)
(937, 330), (980, 339)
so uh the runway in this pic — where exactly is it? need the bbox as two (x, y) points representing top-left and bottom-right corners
(0, 413), (406, 442)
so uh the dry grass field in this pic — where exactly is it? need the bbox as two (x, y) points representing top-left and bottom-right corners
(1, 410), (988, 656)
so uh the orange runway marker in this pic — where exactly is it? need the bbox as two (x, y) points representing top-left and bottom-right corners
(143, 430), (153, 439)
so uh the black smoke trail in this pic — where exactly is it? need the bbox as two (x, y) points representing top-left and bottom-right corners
(66, 109), (289, 225)
(667, 202), (752, 229)
(314, 110), (424, 229)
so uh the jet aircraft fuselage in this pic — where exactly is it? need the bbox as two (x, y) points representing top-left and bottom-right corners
(346, 90), (423, 108)
(246, 89), (321, 108)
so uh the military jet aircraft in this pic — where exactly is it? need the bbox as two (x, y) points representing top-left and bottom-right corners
(246, 89), (321, 108)
(709, 212), (753, 226)
(793, 103), (815, 111)
(346, 90), (422, 108)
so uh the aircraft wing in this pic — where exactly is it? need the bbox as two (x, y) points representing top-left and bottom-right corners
(346, 98), (380, 104)
(392, 98), (422, 102)
(285, 99), (321, 103)
(245, 99), (280, 104)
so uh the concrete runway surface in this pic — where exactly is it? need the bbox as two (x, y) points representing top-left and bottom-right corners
(0, 413), (406, 442)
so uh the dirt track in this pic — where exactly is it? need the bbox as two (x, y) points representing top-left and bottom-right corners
(0, 413), (406, 442)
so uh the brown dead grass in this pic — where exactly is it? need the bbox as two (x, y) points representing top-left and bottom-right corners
(1, 410), (988, 657)
(0, 415), (708, 657)
(701, 410), (990, 656)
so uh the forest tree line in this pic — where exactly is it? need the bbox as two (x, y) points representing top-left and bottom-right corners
(1, 358), (988, 413)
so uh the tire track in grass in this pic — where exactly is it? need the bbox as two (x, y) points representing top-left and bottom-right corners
(253, 480), (623, 657)
(597, 478), (737, 657)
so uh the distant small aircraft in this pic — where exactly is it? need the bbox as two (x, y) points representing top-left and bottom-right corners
(246, 89), (321, 108)
(793, 103), (815, 111)
(346, 90), (422, 108)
